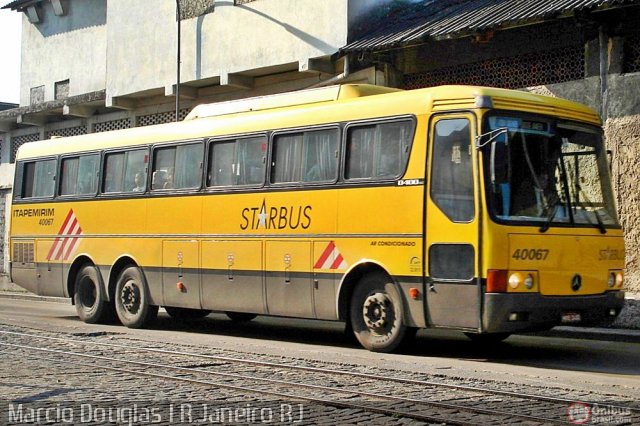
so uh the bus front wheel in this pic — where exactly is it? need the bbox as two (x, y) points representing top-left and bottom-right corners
(74, 265), (111, 324)
(349, 272), (407, 353)
(114, 266), (158, 328)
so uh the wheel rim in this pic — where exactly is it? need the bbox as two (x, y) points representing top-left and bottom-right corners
(120, 279), (141, 315)
(78, 276), (97, 309)
(362, 292), (392, 333)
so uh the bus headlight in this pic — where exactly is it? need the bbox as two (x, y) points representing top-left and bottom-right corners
(607, 272), (616, 288)
(615, 271), (624, 288)
(524, 274), (534, 289)
(508, 273), (523, 289)
(608, 270), (624, 289)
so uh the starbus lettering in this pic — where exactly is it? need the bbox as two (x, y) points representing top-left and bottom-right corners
(241, 199), (312, 231)
(13, 208), (55, 218)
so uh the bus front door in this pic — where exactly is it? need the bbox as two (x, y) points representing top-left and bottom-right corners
(425, 114), (480, 330)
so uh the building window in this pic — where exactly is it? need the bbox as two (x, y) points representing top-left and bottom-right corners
(179, 0), (215, 20)
(30, 86), (45, 106)
(55, 79), (70, 100)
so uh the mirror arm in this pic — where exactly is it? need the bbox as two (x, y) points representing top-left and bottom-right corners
(475, 127), (508, 150)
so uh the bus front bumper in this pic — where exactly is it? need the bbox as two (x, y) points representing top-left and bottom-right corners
(483, 291), (625, 333)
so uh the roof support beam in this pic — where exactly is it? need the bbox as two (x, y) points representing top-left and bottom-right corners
(105, 95), (137, 110)
(299, 58), (335, 75)
(63, 105), (95, 118)
(17, 113), (46, 127)
(220, 73), (254, 90)
(0, 122), (15, 133)
(165, 84), (198, 99)
(51, 0), (67, 16)
(25, 5), (40, 23)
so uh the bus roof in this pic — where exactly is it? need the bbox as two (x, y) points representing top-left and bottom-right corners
(15, 84), (601, 160)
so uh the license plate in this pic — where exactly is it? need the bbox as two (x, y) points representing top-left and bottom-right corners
(561, 312), (581, 323)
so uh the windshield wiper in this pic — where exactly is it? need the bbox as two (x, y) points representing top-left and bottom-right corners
(539, 199), (560, 233)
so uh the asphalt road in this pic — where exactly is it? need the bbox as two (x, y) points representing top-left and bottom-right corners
(0, 296), (638, 399)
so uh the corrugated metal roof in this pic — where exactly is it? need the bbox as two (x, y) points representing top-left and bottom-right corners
(1, 0), (43, 11)
(343, 0), (640, 52)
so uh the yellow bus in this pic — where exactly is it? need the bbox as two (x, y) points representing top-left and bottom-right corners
(9, 84), (625, 352)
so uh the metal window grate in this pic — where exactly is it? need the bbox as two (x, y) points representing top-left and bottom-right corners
(138, 109), (191, 127)
(94, 118), (131, 133)
(11, 133), (40, 163)
(624, 34), (640, 73)
(46, 125), (87, 139)
(403, 45), (584, 90)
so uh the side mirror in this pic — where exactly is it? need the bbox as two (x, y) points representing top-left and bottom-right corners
(490, 137), (509, 189)
(476, 128), (508, 187)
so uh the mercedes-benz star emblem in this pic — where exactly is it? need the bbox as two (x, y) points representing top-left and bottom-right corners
(571, 274), (582, 292)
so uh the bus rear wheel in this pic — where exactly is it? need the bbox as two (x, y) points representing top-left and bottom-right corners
(165, 306), (211, 320)
(74, 265), (112, 324)
(349, 272), (407, 353)
(114, 266), (158, 328)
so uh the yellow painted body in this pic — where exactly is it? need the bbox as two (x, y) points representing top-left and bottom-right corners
(9, 84), (624, 330)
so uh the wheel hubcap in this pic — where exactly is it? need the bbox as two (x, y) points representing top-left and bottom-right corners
(121, 280), (141, 315)
(363, 292), (390, 331)
(79, 278), (97, 308)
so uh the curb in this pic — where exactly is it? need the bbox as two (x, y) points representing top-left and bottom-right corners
(529, 326), (640, 344)
(1, 291), (638, 343)
(0, 291), (69, 304)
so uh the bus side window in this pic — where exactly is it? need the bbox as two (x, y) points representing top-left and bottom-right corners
(271, 128), (338, 184)
(208, 136), (266, 187)
(430, 118), (474, 222)
(60, 154), (99, 196)
(103, 149), (148, 193)
(346, 120), (412, 180)
(22, 159), (56, 198)
(152, 142), (203, 190)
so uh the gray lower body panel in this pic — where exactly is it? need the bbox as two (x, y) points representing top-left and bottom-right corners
(483, 291), (625, 333)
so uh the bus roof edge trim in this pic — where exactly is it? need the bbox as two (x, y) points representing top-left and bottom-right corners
(184, 84), (403, 121)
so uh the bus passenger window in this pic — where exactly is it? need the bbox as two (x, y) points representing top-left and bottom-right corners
(271, 129), (338, 184)
(431, 118), (474, 222)
(152, 142), (203, 190)
(21, 159), (56, 198)
(61, 154), (99, 196)
(346, 120), (412, 180)
(103, 149), (148, 194)
(208, 136), (266, 187)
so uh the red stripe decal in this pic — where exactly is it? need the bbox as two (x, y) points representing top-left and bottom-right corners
(314, 241), (335, 269)
(329, 254), (345, 270)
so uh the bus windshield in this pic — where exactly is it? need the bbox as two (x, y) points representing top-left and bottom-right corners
(482, 113), (619, 231)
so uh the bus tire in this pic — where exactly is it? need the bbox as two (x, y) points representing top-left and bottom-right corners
(114, 266), (158, 328)
(165, 306), (211, 320)
(74, 265), (110, 324)
(349, 272), (407, 353)
(225, 312), (257, 322)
